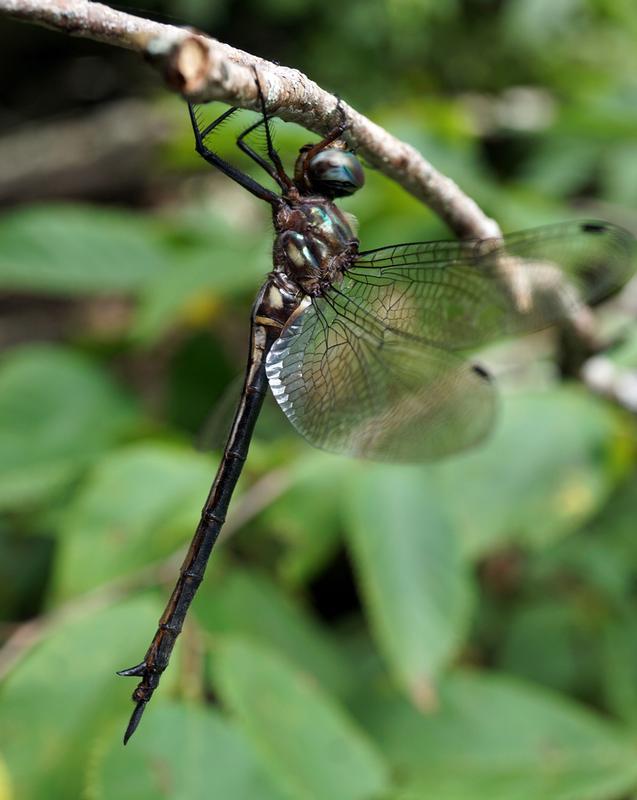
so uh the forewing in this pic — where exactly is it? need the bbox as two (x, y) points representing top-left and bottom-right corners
(351, 220), (635, 349)
(265, 293), (496, 463)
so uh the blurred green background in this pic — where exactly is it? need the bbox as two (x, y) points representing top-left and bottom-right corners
(1, 1), (637, 798)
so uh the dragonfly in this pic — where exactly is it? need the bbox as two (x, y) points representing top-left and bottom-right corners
(118, 71), (635, 743)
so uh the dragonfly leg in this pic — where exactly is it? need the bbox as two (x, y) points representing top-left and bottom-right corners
(235, 68), (295, 191)
(302, 97), (351, 163)
(188, 102), (279, 204)
(194, 104), (240, 140)
(236, 114), (294, 191)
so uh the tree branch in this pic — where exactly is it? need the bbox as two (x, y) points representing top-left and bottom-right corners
(0, 98), (175, 202)
(581, 356), (637, 412)
(2, 0), (635, 401)
(0, 0), (499, 240)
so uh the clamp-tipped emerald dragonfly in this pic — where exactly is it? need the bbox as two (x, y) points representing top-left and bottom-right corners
(118, 72), (635, 743)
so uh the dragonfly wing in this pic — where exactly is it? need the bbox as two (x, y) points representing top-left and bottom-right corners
(351, 220), (635, 349)
(265, 291), (496, 463)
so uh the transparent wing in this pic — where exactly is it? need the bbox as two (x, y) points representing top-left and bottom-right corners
(265, 220), (633, 463)
(265, 292), (496, 463)
(351, 220), (635, 349)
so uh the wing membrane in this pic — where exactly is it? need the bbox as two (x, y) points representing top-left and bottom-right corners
(265, 292), (496, 462)
(352, 220), (635, 349)
(265, 220), (634, 463)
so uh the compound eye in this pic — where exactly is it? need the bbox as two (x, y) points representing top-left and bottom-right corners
(307, 149), (365, 197)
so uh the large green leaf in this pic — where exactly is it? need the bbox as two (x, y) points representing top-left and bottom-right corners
(0, 755), (11, 800)
(260, 450), (350, 586)
(132, 213), (268, 341)
(600, 614), (637, 730)
(521, 138), (600, 197)
(345, 465), (471, 709)
(213, 637), (390, 800)
(0, 597), (164, 800)
(357, 670), (637, 800)
(497, 602), (595, 695)
(438, 387), (631, 558)
(490, 478), (637, 701)
(52, 442), (216, 599)
(342, 388), (628, 711)
(0, 345), (137, 510)
(193, 567), (355, 699)
(88, 703), (287, 800)
(0, 205), (168, 294)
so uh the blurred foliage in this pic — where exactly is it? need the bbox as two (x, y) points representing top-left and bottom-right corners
(1, 0), (637, 799)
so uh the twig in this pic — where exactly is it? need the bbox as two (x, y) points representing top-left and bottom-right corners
(1, 1), (634, 390)
(0, 98), (175, 202)
(0, 0), (499, 240)
(581, 355), (637, 413)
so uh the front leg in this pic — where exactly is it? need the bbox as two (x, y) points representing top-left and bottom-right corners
(237, 68), (295, 192)
(188, 103), (280, 204)
(303, 98), (351, 163)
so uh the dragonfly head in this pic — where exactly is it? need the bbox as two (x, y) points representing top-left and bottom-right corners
(295, 144), (365, 198)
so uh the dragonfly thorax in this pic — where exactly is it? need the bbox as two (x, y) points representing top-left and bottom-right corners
(273, 199), (359, 296)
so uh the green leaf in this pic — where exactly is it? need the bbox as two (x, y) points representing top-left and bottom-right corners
(0, 531), (53, 621)
(600, 615), (637, 728)
(345, 465), (471, 708)
(262, 451), (349, 586)
(503, 0), (584, 48)
(0, 205), (168, 295)
(0, 345), (137, 511)
(0, 755), (12, 800)
(438, 388), (630, 558)
(521, 138), (600, 196)
(193, 567), (355, 699)
(132, 214), (268, 342)
(498, 603), (592, 694)
(601, 142), (637, 207)
(0, 597), (165, 800)
(88, 703), (287, 800)
(52, 442), (216, 599)
(359, 670), (637, 800)
(608, 323), (637, 369)
(214, 637), (390, 800)
(341, 388), (627, 714)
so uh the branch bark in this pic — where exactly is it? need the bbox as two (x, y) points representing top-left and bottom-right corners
(581, 356), (637, 412)
(0, 98), (175, 202)
(0, 0), (499, 240)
